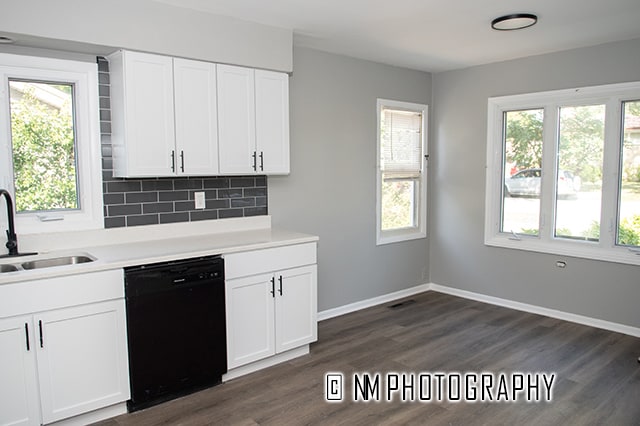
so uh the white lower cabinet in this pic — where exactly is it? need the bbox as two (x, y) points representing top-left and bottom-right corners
(226, 273), (276, 368)
(225, 243), (318, 370)
(0, 270), (129, 426)
(37, 300), (129, 424)
(0, 315), (40, 426)
(0, 300), (129, 426)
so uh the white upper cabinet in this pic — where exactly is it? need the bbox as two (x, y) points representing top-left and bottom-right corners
(109, 51), (176, 177)
(108, 51), (219, 177)
(218, 65), (290, 175)
(255, 70), (290, 174)
(217, 64), (257, 175)
(109, 51), (289, 177)
(173, 58), (219, 175)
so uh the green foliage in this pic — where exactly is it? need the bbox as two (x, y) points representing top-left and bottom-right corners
(505, 106), (606, 184)
(619, 215), (640, 246)
(505, 110), (543, 170)
(10, 86), (77, 212)
(575, 216), (640, 246)
(381, 179), (413, 230)
(580, 222), (601, 240)
(518, 228), (538, 236)
(558, 105), (604, 184)
(624, 164), (640, 183)
(627, 101), (640, 117)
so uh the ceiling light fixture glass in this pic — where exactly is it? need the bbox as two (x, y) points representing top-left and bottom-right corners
(491, 13), (538, 31)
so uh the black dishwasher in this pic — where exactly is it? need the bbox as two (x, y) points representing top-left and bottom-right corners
(124, 255), (226, 412)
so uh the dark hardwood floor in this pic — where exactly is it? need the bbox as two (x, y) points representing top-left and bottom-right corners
(95, 291), (640, 425)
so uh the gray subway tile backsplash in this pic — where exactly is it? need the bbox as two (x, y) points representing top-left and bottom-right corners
(98, 57), (268, 229)
(127, 214), (159, 227)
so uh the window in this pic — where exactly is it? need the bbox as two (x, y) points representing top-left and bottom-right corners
(0, 53), (103, 233)
(485, 82), (640, 265)
(376, 99), (427, 245)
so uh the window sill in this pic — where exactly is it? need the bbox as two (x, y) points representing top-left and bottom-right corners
(377, 228), (427, 246)
(485, 234), (640, 266)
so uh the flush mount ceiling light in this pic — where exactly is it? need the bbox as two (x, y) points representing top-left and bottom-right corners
(491, 13), (538, 31)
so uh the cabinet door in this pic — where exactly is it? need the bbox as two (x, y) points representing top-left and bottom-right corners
(217, 64), (256, 175)
(255, 70), (290, 174)
(36, 300), (130, 424)
(0, 316), (40, 426)
(226, 273), (275, 369)
(275, 265), (317, 353)
(174, 58), (219, 175)
(119, 51), (175, 177)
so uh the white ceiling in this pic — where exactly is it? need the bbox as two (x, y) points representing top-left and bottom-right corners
(152, 0), (640, 73)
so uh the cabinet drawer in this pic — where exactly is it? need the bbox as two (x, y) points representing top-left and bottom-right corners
(0, 269), (124, 319)
(225, 243), (316, 279)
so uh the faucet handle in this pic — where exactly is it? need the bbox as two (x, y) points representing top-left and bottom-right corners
(5, 229), (17, 254)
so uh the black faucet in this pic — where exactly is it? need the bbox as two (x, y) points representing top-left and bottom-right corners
(0, 189), (36, 258)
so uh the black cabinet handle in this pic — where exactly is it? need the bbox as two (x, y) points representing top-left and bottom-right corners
(278, 275), (283, 296)
(180, 150), (185, 172)
(25, 323), (30, 351)
(252, 151), (257, 171)
(38, 320), (43, 348)
(270, 277), (275, 298)
(171, 150), (176, 172)
(259, 151), (264, 171)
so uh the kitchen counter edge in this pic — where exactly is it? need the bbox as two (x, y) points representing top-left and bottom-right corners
(0, 228), (319, 285)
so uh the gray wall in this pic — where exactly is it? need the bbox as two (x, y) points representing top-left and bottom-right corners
(431, 38), (640, 328)
(269, 47), (432, 312)
(1, 0), (292, 72)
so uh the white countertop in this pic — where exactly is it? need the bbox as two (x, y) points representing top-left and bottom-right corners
(0, 217), (318, 285)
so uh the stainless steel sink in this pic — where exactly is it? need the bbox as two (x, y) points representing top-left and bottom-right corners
(0, 264), (19, 273)
(21, 255), (95, 270)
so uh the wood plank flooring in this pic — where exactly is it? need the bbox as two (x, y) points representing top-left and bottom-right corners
(95, 292), (640, 425)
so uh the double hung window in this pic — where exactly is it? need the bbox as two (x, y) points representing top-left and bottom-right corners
(376, 99), (427, 245)
(485, 82), (640, 265)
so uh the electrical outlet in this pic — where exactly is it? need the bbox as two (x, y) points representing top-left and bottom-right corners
(194, 192), (206, 209)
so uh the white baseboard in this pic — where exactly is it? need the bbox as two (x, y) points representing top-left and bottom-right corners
(53, 403), (127, 426)
(429, 283), (640, 338)
(318, 282), (640, 338)
(317, 283), (429, 321)
(223, 346), (310, 382)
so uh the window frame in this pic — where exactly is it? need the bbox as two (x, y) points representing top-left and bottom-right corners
(0, 53), (103, 234)
(376, 98), (428, 245)
(485, 81), (640, 266)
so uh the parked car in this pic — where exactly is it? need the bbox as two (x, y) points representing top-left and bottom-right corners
(504, 168), (580, 198)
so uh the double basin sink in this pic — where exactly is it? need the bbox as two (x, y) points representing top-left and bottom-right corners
(0, 255), (95, 273)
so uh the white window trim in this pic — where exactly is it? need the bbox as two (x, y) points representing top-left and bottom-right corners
(376, 99), (428, 245)
(0, 53), (103, 234)
(485, 81), (640, 266)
